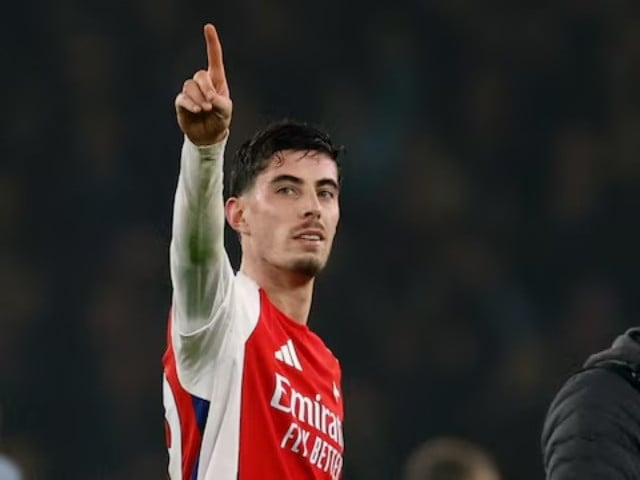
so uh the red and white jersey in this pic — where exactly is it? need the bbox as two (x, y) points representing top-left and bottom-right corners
(163, 137), (344, 480)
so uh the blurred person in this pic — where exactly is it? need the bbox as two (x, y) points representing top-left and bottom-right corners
(542, 327), (640, 479)
(402, 437), (500, 480)
(163, 24), (344, 480)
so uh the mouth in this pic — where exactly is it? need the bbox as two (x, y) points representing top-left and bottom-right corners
(293, 230), (324, 245)
(293, 230), (325, 242)
(296, 234), (322, 242)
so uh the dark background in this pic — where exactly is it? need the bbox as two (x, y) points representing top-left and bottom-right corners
(3, 0), (640, 478)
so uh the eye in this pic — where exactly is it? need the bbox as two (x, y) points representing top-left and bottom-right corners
(318, 190), (336, 200)
(276, 186), (297, 196)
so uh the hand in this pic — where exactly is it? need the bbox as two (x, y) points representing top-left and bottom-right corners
(175, 24), (232, 146)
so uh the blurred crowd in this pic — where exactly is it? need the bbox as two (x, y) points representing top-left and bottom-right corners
(3, 0), (640, 478)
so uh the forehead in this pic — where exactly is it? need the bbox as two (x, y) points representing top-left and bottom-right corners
(258, 149), (338, 182)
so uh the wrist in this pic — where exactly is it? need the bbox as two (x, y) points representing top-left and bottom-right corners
(190, 129), (229, 148)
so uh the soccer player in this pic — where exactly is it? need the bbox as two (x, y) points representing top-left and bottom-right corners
(162, 24), (345, 480)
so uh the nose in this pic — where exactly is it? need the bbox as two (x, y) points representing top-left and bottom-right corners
(302, 191), (322, 219)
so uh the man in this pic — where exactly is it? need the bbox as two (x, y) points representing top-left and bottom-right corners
(402, 437), (501, 480)
(541, 327), (640, 479)
(161, 24), (345, 480)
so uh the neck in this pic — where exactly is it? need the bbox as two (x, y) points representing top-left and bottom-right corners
(240, 260), (315, 325)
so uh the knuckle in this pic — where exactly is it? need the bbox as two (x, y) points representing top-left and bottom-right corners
(193, 70), (208, 81)
(179, 93), (194, 106)
(175, 96), (188, 109)
(184, 83), (201, 98)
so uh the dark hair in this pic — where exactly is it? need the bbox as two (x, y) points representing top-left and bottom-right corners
(227, 119), (343, 198)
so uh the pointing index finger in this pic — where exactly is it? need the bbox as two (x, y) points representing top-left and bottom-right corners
(204, 23), (228, 93)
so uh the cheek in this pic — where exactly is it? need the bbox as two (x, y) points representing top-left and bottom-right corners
(251, 210), (288, 243)
(328, 208), (340, 231)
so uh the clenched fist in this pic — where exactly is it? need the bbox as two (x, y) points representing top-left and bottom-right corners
(175, 24), (232, 146)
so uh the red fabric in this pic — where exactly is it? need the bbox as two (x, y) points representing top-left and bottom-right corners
(163, 314), (202, 479)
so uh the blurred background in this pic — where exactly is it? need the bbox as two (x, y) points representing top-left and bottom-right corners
(3, 0), (640, 478)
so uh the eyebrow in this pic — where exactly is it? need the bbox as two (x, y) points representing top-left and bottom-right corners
(271, 174), (339, 191)
(316, 178), (340, 191)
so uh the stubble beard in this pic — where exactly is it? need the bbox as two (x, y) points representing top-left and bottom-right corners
(290, 256), (325, 278)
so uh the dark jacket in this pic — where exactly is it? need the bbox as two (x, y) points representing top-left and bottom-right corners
(541, 328), (640, 479)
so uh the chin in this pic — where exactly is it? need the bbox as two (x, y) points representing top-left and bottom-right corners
(290, 256), (325, 278)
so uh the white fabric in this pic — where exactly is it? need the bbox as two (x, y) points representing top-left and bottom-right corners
(0, 455), (22, 480)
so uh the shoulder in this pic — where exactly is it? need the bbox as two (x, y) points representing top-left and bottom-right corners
(544, 366), (638, 437)
(550, 365), (638, 416)
(303, 328), (342, 375)
(542, 365), (640, 478)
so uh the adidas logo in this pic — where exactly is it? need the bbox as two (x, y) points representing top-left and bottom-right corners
(274, 339), (303, 371)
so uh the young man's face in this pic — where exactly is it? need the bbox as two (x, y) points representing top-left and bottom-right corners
(230, 149), (340, 278)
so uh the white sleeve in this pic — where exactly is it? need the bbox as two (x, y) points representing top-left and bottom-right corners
(169, 135), (235, 388)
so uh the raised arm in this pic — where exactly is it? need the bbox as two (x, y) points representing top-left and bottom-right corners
(170, 24), (233, 335)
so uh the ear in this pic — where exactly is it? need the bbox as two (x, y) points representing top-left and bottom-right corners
(225, 196), (249, 234)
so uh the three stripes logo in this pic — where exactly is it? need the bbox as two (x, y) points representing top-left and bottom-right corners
(274, 339), (303, 371)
